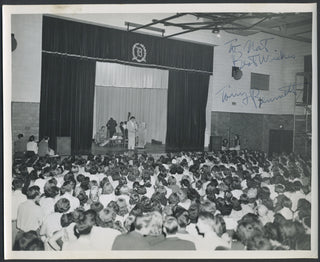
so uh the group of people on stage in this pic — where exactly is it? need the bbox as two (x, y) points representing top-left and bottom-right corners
(94, 113), (145, 150)
(14, 134), (55, 158)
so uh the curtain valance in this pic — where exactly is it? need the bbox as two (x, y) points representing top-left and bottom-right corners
(95, 62), (169, 89)
(42, 16), (213, 74)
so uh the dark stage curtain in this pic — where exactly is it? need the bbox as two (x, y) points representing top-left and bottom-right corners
(39, 53), (96, 154)
(166, 71), (210, 151)
(42, 16), (213, 73)
(41, 16), (213, 153)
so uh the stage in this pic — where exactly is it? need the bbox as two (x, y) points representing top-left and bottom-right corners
(91, 142), (166, 155)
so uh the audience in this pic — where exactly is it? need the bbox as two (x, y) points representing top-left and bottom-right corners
(26, 135), (38, 157)
(12, 149), (312, 251)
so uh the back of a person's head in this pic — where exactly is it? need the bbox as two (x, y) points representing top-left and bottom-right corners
(64, 172), (75, 182)
(134, 213), (152, 233)
(90, 202), (104, 213)
(44, 184), (59, 198)
(99, 207), (116, 224)
(247, 236), (272, 250)
(163, 216), (179, 235)
(13, 230), (38, 250)
(236, 215), (264, 244)
(61, 213), (74, 227)
(134, 211), (163, 236)
(54, 198), (71, 213)
(12, 178), (24, 191)
(75, 210), (97, 237)
(60, 180), (74, 194)
(213, 214), (226, 237)
(28, 135), (35, 142)
(199, 199), (216, 214)
(26, 186), (40, 199)
(198, 211), (221, 233)
(25, 238), (45, 250)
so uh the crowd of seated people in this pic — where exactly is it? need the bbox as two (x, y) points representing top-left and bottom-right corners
(11, 149), (312, 251)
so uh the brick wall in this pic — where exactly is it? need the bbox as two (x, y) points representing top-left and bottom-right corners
(211, 111), (294, 153)
(11, 102), (40, 142)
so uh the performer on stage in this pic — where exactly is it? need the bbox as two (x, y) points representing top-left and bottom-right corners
(94, 126), (109, 146)
(127, 116), (137, 150)
(136, 122), (147, 149)
(106, 117), (117, 138)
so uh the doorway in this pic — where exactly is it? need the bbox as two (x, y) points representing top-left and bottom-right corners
(269, 129), (293, 155)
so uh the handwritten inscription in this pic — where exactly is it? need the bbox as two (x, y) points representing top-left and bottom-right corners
(224, 38), (296, 69)
(216, 83), (301, 109)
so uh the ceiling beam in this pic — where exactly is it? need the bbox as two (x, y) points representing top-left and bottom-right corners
(164, 16), (268, 38)
(125, 22), (165, 34)
(231, 20), (311, 43)
(128, 13), (186, 32)
(285, 24), (312, 36)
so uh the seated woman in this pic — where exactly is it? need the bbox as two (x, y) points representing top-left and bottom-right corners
(94, 126), (109, 147)
(26, 135), (38, 157)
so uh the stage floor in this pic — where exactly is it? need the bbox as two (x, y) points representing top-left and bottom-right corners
(91, 142), (166, 155)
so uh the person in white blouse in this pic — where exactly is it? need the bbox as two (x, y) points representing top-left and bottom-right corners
(26, 135), (38, 155)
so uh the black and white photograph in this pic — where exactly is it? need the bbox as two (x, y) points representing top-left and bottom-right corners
(3, 3), (318, 260)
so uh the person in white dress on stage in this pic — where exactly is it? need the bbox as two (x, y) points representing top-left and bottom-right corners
(127, 116), (137, 150)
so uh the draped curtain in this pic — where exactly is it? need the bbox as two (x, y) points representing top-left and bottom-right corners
(94, 62), (168, 143)
(94, 86), (167, 143)
(41, 16), (213, 152)
(166, 71), (210, 151)
(39, 53), (96, 154)
(42, 16), (213, 73)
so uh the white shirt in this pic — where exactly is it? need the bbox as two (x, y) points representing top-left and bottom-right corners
(62, 226), (120, 251)
(39, 197), (56, 217)
(284, 190), (309, 212)
(34, 178), (48, 194)
(12, 190), (27, 220)
(17, 199), (45, 232)
(196, 233), (231, 250)
(186, 223), (199, 237)
(99, 194), (116, 208)
(178, 199), (191, 210)
(40, 212), (63, 238)
(27, 141), (38, 153)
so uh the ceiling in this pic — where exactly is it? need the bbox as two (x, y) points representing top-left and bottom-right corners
(128, 12), (312, 43)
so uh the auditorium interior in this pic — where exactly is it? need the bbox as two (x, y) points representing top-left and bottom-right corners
(6, 7), (317, 256)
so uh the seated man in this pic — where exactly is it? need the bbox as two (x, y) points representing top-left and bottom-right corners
(38, 136), (55, 157)
(152, 216), (196, 250)
(14, 133), (27, 157)
(94, 126), (109, 146)
(111, 213), (153, 250)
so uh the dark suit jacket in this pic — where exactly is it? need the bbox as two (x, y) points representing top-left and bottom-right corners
(149, 236), (196, 250)
(111, 231), (150, 250)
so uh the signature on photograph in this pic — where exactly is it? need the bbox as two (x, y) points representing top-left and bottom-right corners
(215, 83), (302, 109)
(224, 38), (296, 69)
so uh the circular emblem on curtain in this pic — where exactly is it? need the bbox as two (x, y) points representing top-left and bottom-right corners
(132, 43), (147, 63)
